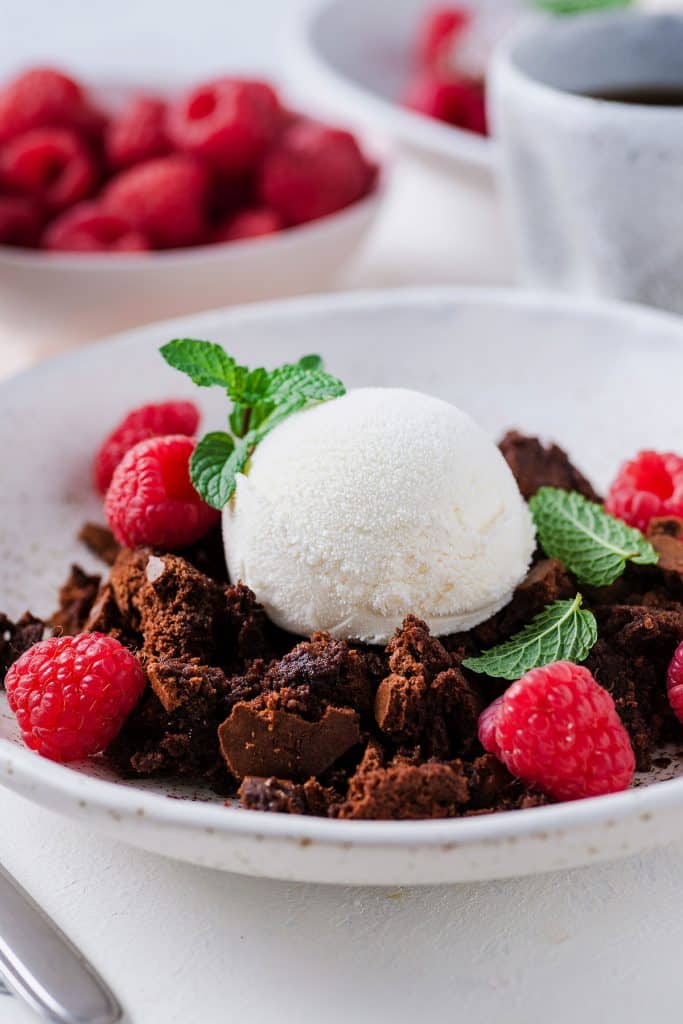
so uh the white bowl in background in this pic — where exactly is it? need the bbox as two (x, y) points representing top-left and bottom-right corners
(0, 67), (389, 354)
(287, 0), (525, 174)
(0, 173), (387, 350)
(2, 286), (683, 885)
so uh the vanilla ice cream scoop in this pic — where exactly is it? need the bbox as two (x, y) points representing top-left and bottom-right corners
(223, 388), (535, 644)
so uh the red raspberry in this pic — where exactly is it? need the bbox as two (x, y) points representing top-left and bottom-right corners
(477, 695), (503, 758)
(103, 155), (208, 248)
(5, 633), (146, 762)
(492, 662), (634, 801)
(667, 642), (683, 724)
(0, 67), (103, 144)
(105, 434), (219, 549)
(0, 194), (42, 246)
(213, 206), (283, 243)
(260, 122), (374, 225)
(43, 201), (149, 253)
(93, 399), (200, 494)
(168, 78), (283, 174)
(105, 95), (170, 170)
(0, 128), (97, 211)
(404, 72), (487, 134)
(606, 450), (683, 533)
(417, 7), (471, 70)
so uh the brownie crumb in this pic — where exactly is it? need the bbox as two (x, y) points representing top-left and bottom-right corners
(261, 632), (375, 717)
(50, 564), (101, 636)
(238, 776), (307, 814)
(146, 659), (228, 715)
(78, 523), (120, 566)
(333, 741), (469, 820)
(237, 775), (340, 816)
(0, 612), (45, 682)
(584, 604), (683, 769)
(110, 549), (226, 662)
(647, 517), (683, 578)
(499, 430), (600, 502)
(85, 583), (129, 639)
(374, 616), (481, 758)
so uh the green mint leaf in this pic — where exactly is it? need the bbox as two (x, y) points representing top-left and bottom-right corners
(297, 354), (323, 371)
(532, 0), (631, 12)
(261, 363), (345, 406)
(529, 487), (658, 587)
(189, 432), (249, 510)
(162, 339), (345, 509)
(226, 365), (270, 408)
(463, 595), (597, 681)
(161, 339), (236, 389)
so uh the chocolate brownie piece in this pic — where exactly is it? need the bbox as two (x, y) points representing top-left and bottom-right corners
(109, 549), (226, 662)
(224, 581), (279, 666)
(146, 659), (228, 714)
(374, 616), (481, 758)
(584, 604), (683, 769)
(259, 632), (375, 718)
(51, 565), (101, 635)
(472, 559), (575, 649)
(219, 697), (361, 780)
(645, 518), (683, 598)
(85, 583), (129, 639)
(238, 776), (307, 814)
(78, 523), (120, 566)
(499, 430), (600, 502)
(237, 775), (339, 816)
(0, 612), (45, 682)
(107, 682), (233, 789)
(333, 740), (469, 820)
(465, 754), (551, 813)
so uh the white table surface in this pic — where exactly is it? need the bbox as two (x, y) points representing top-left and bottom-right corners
(2, 2), (683, 1022)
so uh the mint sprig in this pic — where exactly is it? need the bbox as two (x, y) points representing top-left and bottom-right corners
(463, 595), (597, 681)
(160, 340), (345, 509)
(529, 487), (658, 588)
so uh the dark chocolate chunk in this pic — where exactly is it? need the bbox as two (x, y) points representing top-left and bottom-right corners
(219, 700), (361, 781)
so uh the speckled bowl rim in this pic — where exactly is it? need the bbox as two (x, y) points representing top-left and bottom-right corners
(3, 287), (683, 851)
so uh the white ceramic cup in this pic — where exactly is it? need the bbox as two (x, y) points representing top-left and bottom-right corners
(490, 11), (683, 314)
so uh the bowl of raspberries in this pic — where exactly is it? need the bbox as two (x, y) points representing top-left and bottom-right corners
(0, 66), (386, 345)
(290, 0), (525, 174)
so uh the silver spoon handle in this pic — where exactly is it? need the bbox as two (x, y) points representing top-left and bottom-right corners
(0, 862), (121, 1024)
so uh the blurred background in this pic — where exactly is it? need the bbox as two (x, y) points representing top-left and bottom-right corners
(0, 0), (680, 377)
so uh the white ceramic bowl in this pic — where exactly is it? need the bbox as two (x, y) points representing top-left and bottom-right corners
(0, 71), (388, 353)
(2, 287), (683, 886)
(287, 0), (524, 174)
(0, 181), (386, 347)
